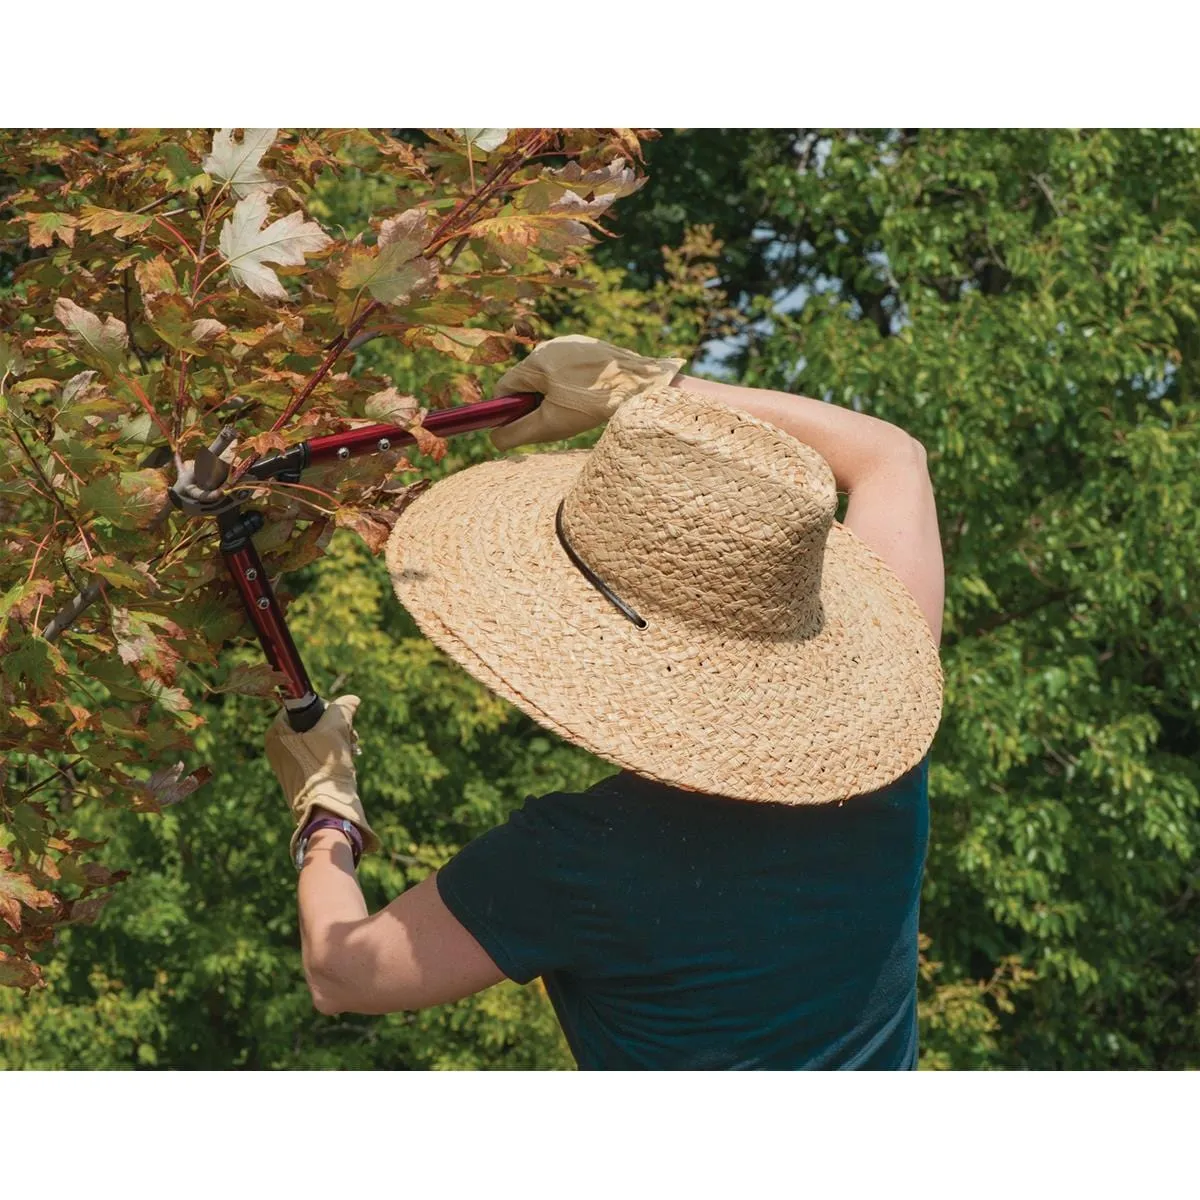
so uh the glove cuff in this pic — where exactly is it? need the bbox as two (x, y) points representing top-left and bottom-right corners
(549, 354), (686, 413)
(289, 792), (381, 861)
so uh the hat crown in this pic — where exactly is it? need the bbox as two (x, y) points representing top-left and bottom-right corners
(560, 388), (837, 638)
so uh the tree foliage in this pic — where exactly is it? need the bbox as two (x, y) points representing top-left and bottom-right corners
(738, 128), (1200, 1067)
(0, 127), (654, 989)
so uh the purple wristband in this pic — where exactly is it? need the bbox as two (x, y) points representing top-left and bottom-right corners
(296, 816), (363, 869)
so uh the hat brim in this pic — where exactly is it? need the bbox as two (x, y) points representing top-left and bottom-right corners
(385, 449), (942, 805)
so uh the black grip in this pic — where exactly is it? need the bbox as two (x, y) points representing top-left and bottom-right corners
(286, 694), (326, 732)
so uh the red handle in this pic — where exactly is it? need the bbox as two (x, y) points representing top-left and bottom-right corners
(305, 392), (540, 467)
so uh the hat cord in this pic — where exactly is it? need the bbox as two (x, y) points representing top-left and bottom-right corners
(555, 500), (648, 630)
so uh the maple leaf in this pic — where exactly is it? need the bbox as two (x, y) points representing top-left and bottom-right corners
(77, 206), (156, 239)
(520, 159), (645, 218)
(454, 128), (509, 153)
(409, 422), (448, 462)
(191, 318), (228, 343)
(339, 211), (436, 306)
(243, 430), (290, 457)
(54, 297), (129, 371)
(364, 386), (420, 424)
(0, 951), (43, 989)
(405, 324), (517, 365)
(61, 370), (98, 404)
(334, 506), (395, 554)
(67, 893), (116, 926)
(134, 254), (179, 300)
(218, 193), (332, 301)
(473, 212), (593, 266)
(379, 208), (430, 256)
(134, 762), (213, 811)
(23, 210), (76, 248)
(79, 469), (169, 531)
(208, 662), (290, 698)
(0, 333), (31, 379)
(145, 294), (228, 352)
(362, 387), (447, 459)
(340, 251), (436, 307)
(265, 517), (334, 574)
(0, 851), (56, 933)
(2, 634), (70, 698)
(113, 608), (181, 684)
(425, 372), (484, 408)
(546, 189), (616, 217)
(0, 578), (54, 644)
(547, 157), (644, 198)
(203, 128), (278, 198)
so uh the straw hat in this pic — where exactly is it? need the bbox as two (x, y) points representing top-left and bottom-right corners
(384, 385), (943, 805)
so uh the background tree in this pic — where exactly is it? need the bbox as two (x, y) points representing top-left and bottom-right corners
(735, 128), (1200, 1068)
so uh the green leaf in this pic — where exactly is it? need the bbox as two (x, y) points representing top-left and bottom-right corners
(0, 333), (31, 379)
(78, 468), (168, 530)
(339, 249), (436, 306)
(144, 294), (227, 352)
(1, 634), (69, 696)
(79, 556), (159, 597)
(339, 212), (436, 306)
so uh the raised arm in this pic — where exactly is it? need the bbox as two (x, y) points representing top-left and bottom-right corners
(488, 336), (944, 644)
(673, 375), (944, 644)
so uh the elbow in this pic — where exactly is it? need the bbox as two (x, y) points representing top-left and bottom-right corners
(887, 431), (929, 474)
(304, 948), (353, 1015)
(904, 434), (929, 469)
(306, 964), (345, 1015)
(310, 988), (343, 1017)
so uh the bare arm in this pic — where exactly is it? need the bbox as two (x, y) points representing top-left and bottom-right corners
(298, 829), (505, 1015)
(674, 374), (944, 643)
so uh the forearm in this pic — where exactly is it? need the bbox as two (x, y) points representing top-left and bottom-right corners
(673, 373), (918, 492)
(297, 829), (368, 1012)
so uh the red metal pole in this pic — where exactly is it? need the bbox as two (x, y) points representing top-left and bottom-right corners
(224, 541), (317, 703)
(305, 393), (540, 467)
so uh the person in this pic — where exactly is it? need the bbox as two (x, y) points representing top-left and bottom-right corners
(264, 335), (945, 1070)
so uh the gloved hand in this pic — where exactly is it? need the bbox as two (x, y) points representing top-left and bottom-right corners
(264, 694), (381, 862)
(490, 334), (687, 450)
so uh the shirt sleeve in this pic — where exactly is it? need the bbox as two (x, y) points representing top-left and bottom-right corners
(435, 793), (579, 985)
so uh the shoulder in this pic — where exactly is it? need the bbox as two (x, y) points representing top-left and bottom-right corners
(502, 774), (639, 853)
(440, 774), (628, 878)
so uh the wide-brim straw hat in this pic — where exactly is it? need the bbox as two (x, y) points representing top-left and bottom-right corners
(385, 385), (943, 805)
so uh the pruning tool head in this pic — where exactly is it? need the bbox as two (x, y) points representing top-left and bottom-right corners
(168, 425), (248, 518)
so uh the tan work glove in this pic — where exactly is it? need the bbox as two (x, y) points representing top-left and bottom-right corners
(264, 694), (381, 862)
(490, 334), (687, 450)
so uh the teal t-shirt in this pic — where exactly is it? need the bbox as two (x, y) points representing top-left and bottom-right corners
(436, 757), (930, 1070)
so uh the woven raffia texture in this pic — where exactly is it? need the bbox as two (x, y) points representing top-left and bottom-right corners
(386, 386), (943, 805)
